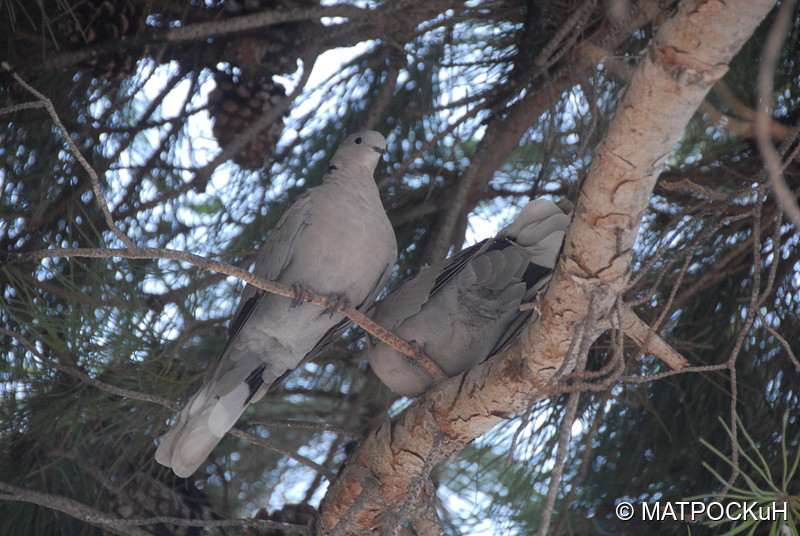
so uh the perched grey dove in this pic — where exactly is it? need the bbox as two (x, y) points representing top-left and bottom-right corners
(367, 198), (570, 397)
(156, 131), (397, 477)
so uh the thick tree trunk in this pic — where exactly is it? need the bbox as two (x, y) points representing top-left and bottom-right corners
(316, 0), (777, 533)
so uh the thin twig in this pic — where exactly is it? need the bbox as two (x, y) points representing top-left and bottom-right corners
(534, 0), (598, 70)
(228, 429), (335, 481)
(524, 299), (690, 371)
(2, 63), (135, 249)
(621, 363), (728, 383)
(247, 418), (364, 441)
(0, 100), (48, 116)
(536, 390), (580, 536)
(1, 327), (337, 478)
(7, 246), (446, 378)
(0, 328), (179, 412)
(0, 481), (309, 535)
(550, 392), (608, 535)
(758, 312), (800, 371)
(535, 332), (591, 536)
(164, 5), (366, 43)
(716, 184), (769, 500)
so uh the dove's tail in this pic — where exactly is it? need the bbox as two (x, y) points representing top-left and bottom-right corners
(155, 358), (270, 478)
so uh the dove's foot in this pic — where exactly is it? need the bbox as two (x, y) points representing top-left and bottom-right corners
(291, 283), (314, 307)
(408, 340), (427, 367)
(409, 340), (448, 380)
(323, 293), (351, 317)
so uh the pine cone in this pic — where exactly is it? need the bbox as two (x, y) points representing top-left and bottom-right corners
(57, 0), (144, 80)
(248, 503), (317, 535)
(208, 71), (286, 170)
(219, 0), (321, 77)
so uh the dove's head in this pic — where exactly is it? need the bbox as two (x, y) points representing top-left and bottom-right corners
(330, 130), (387, 174)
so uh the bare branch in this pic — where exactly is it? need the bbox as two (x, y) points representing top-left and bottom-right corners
(2, 326), (339, 478)
(228, 428), (335, 481)
(7, 246), (446, 381)
(0, 328), (179, 412)
(2, 64), (135, 249)
(247, 418), (365, 442)
(0, 481), (148, 536)
(536, 390), (582, 536)
(618, 304), (690, 370)
(361, 49), (404, 131)
(0, 481), (309, 535)
(758, 312), (800, 372)
(521, 299), (689, 370)
(163, 5), (366, 43)
(622, 363), (729, 383)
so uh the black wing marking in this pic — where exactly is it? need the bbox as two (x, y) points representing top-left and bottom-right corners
(429, 239), (487, 296)
(244, 364), (267, 404)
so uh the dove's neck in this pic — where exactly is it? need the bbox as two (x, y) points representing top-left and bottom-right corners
(325, 167), (381, 197)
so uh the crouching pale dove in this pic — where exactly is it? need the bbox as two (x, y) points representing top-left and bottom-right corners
(156, 131), (397, 477)
(367, 198), (570, 397)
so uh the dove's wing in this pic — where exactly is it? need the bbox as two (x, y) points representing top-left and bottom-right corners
(367, 198), (570, 397)
(371, 240), (486, 331)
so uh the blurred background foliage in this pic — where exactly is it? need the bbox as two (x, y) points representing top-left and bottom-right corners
(1, 0), (798, 534)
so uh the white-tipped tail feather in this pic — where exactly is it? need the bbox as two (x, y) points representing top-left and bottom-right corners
(155, 377), (263, 477)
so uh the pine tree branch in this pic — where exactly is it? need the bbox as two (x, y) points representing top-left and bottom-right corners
(0, 482), (150, 536)
(0, 481), (310, 535)
(422, 0), (662, 263)
(361, 48), (404, 131)
(536, 389), (582, 536)
(519, 299), (689, 371)
(0, 328), (180, 411)
(247, 419), (365, 442)
(163, 5), (367, 44)
(6, 246), (447, 381)
(618, 303), (689, 370)
(316, 1), (777, 532)
(228, 429), (335, 481)
(0, 327), (342, 479)
(2, 63), (135, 250)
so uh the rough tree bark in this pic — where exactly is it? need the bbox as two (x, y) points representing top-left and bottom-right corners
(316, 0), (777, 533)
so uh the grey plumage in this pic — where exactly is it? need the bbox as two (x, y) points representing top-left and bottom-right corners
(367, 198), (570, 397)
(156, 131), (397, 477)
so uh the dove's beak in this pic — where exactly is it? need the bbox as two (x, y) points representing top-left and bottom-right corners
(371, 145), (387, 156)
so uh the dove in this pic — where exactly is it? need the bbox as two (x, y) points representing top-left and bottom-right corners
(367, 198), (570, 397)
(156, 131), (397, 477)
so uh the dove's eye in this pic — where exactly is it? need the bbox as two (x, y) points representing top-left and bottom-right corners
(354, 137), (363, 144)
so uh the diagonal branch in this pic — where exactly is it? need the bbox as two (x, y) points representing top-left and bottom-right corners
(0, 327), (337, 479)
(316, 1), (777, 533)
(2, 64), (135, 250)
(7, 246), (446, 380)
(519, 299), (689, 370)
(618, 303), (689, 370)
